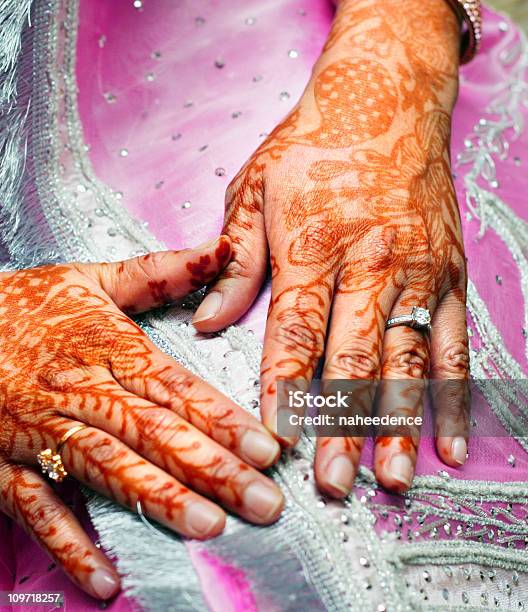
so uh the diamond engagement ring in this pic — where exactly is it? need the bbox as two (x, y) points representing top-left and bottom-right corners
(386, 307), (432, 333)
(37, 423), (87, 483)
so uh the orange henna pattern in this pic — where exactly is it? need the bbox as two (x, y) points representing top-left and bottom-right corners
(220, 0), (468, 489)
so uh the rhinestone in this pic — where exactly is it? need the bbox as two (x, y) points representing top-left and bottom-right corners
(394, 515), (402, 526)
(107, 228), (118, 237)
(145, 72), (155, 82)
(181, 201), (191, 209)
(340, 531), (348, 542)
(76, 184), (87, 193)
(94, 208), (106, 217)
(377, 606), (387, 612)
(215, 167), (226, 177)
(279, 91), (291, 101)
(462, 592), (469, 604)
(481, 593), (489, 606)
(184, 100), (194, 108)
(412, 306), (431, 326)
(360, 495), (367, 504)
(98, 35), (106, 48)
(507, 454), (516, 467)
(152, 50), (162, 59)
(488, 570), (496, 580)
(443, 523), (451, 535)
(423, 570), (431, 582)
(442, 588), (449, 601)
(316, 499), (326, 508)
(115, 191), (123, 200)
(514, 156), (521, 166)
(119, 148), (129, 157)
(340, 514), (349, 524)
(495, 275), (502, 285)
(133, 0), (142, 8)
(245, 17), (255, 25)
(498, 21), (509, 32)
(359, 557), (370, 568)
(466, 211), (473, 221)
(214, 58), (225, 69)
(104, 92), (117, 103)
(438, 469), (450, 479)
(490, 180), (500, 188)
(288, 49), (299, 59)
(513, 571), (519, 585)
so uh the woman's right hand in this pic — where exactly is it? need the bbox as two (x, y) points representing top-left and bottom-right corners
(0, 236), (284, 600)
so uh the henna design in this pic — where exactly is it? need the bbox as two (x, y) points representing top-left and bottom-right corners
(219, 0), (468, 489)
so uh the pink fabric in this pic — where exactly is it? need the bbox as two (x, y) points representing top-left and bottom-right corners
(1, 1), (527, 610)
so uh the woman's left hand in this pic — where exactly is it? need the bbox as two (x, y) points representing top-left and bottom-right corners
(194, 0), (470, 496)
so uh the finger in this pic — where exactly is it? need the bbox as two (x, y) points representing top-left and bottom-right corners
(81, 235), (231, 315)
(430, 290), (470, 467)
(107, 334), (281, 469)
(315, 281), (397, 498)
(0, 459), (120, 600)
(38, 423), (227, 540)
(260, 268), (334, 445)
(60, 388), (284, 525)
(192, 178), (267, 332)
(374, 295), (436, 493)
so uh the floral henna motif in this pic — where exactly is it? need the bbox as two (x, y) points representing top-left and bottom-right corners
(217, 0), (468, 490)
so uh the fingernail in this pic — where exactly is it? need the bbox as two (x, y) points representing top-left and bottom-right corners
(193, 291), (223, 324)
(451, 437), (468, 465)
(89, 567), (120, 600)
(241, 430), (281, 466)
(326, 455), (354, 496)
(244, 481), (284, 522)
(186, 502), (225, 536)
(389, 453), (413, 487)
(192, 236), (220, 251)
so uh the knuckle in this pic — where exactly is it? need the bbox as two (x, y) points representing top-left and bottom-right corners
(384, 339), (429, 378)
(326, 342), (380, 378)
(150, 368), (196, 406)
(223, 249), (255, 280)
(273, 310), (325, 361)
(84, 436), (126, 483)
(26, 499), (69, 537)
(434, 341), (470, 377)
(134, 407), (181, 446)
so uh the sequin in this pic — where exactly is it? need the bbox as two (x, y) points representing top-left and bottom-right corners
(498, 21), (509, 32)
(495, 275), (502, 285)
(231, 111), (241, 118)
(215, 167), (226, 177)
(104, 92), (117, 103)
(181, 201), (191, 210)
(145, 72), (155, 82)
(359, 556), (370, 568)
(507, 454), (516, 467)
(288, 49), (299, 59)
(133, 0), (142, 8)
(119, 148), (129, 157)
(245, 17), (255, 25)
(214, 58), (225, 69)
(279, 91), (291, 101)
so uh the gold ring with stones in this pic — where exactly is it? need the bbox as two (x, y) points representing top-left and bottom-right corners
(37, 424), (87, 483)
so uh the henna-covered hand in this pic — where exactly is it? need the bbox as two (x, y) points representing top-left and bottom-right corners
(194, 0), (470, 496)
(0, 236), (284, 600)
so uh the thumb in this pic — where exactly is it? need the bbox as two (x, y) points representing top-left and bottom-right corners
(81, 235), (231, 314)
